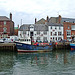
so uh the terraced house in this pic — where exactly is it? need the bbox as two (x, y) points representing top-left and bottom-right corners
(0, 13), (14, 38)
(18, 23), (63, 42)
(49, 15), (75, 40)
(18, 15), (75, 42)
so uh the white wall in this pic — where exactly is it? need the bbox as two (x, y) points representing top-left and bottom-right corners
(18, 25), (63, 42)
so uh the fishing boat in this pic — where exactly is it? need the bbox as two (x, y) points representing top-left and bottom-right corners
(15, 38), (53, 53)
(70, 43), (75, 51)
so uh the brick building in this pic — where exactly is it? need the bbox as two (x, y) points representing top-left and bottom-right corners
(14, 25), (19, 36)
(63, 22), (75, 40)
(49, 15), (75, 40)
(0, 13), (14, 38)
(35, 15), (75, 40)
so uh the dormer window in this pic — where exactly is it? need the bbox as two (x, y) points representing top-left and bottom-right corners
(30, 25), (34, 31)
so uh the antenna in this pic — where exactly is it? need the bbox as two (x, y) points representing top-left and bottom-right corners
(21, 19), (22, 25)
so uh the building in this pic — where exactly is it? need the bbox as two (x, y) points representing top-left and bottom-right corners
(48, 23), (63, 42)
(14, 25), (19, 36)
(18, 24), (48, 42)
(18, 23), (63, 42)
(63, 22), (75, 40)
(49, 15), (75, 40)
(0, 13), (14, 38)
(18, 15), (75, 42)
(35, 18), (45, 24)
(49, 15), (75, 24)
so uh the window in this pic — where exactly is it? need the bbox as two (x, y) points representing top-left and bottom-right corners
(68, 26), (70, 29)
(23, 31), (26, 34)
(37, 31), (40, 35)
(20, 34), (22, 38)
(59, 27), (61, 30)
(51, 26), (52, 29)
(56, 37), (57, 40)
(37, 37), (40, 40)
(3, 27), (7, 33)
(67, 37), (71, 40)
(4, 21), (6, 25)
(55, 32), (57, 36)
(67, 31), (71, 36)
(58, 37), (62, 40)
(51, 32), (52, 36)
(53, 37), (54, 40)
(71, 25), (75, 30)
(43, 37), (47, 41)
(43, 31), (47, 35)
(58, 32), (62, 36)
(50, 37), (52, 39)
(55, 27), (57, 29)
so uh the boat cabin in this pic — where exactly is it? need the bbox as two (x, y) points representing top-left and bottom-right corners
(18, 38), (31, 44)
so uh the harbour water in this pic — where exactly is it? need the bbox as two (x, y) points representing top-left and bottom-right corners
(0, 50), (75, 75)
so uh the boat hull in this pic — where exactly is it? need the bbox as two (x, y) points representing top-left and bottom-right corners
(15, 42), (53, 53)
(70, 43), (75, 50)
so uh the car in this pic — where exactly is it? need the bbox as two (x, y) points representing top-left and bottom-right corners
(68, 39), (72, 42)
(3, 38), (13, 43)
(0, 39), (4, 43)
(43, 40), (48, 43)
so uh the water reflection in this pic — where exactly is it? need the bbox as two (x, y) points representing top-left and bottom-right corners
(0, 52), (16, 75)
(17, 52), (51, 66)
(0, 50), (75, 75)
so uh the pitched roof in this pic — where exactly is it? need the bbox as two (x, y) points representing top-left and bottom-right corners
(61, 18), (75, 23)
(48, 23), (63, 26)
(34, 24), (48, 31)
(36, 18), (45, 24)
(49, 16), (75, 23)
(0, 16), (10, 21)
(19, 24), (48, 31)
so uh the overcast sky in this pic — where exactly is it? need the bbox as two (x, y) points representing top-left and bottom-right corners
(0, 0), (75, 26)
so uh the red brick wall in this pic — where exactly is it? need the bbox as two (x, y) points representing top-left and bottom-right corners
(14, 29), (18, 36)
(0, 20), (14, 36)
(63, 22), (75, 40)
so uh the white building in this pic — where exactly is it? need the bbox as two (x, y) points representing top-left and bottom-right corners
(48, 23), (63, 42)
(18, 23), (63, 42)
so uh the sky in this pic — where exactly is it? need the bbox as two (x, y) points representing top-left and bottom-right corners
(0, 0), (75, 27)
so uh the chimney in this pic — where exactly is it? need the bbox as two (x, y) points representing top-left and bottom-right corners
(10, 13), (12, 21)
(18, 24), (19, 29)
(58, 15), (61, 23)
(47, 16), (49, 22)
(35, 18), (37, 24)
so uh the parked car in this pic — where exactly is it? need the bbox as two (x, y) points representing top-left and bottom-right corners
(0, 39), (4, 43)
(57, 39), (67, 43)
(68, 39), (72, 42)
(3, 38), (13, 43)
(43, 40), (48, 43)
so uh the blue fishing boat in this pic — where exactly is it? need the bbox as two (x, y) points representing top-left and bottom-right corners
(15, 38), (53, 53)
(70, 43), (75, 50)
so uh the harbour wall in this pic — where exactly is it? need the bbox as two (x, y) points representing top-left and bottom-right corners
(53, 42), (70, 50)
(0, 42), (71, 52)
(0, 43), (17, 52)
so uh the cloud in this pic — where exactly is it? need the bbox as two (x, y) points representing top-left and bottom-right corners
(0, 0), (75, 26)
